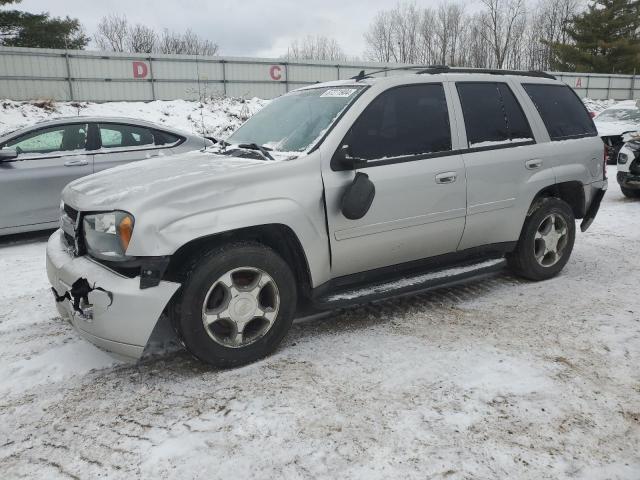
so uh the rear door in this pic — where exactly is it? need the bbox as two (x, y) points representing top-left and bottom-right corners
(0, 123), (92, 230)
(451, 81), (555, 250)
(92, 123), (174, 173)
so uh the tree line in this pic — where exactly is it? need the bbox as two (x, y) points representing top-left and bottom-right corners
(1, 0), (638, 74)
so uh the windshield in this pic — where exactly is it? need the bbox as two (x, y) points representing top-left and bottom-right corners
(596, 108), (640, 123)
(227, 86), (365, 153)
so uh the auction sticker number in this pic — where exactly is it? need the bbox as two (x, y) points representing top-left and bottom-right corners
(320, 88), (357, 98)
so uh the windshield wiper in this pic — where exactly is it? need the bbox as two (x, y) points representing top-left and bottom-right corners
(237, 143), (274, 160)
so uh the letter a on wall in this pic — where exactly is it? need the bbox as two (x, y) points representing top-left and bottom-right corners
(133, 61), (149, 79)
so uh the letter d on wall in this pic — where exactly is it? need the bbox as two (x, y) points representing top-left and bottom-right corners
(133, 61), (149, 79)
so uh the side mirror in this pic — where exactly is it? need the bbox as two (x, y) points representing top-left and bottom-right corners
(333, 144), (360, 170)
(0, 148), (18, 162)
(341, 172), (376, 220)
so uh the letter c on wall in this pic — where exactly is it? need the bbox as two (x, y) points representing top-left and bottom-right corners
(269, 65), (282, 81)
(133, 61), (149, 79)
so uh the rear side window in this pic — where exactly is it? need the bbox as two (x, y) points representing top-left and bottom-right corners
(456, 82), (533, 148)
(347, 83), (451, 161)
(98, 124), (156, 149)
(154, 130), (182, 146)
(522, 84), (597, 140)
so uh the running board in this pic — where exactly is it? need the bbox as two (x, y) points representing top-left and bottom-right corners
(313, 258), (507, 310)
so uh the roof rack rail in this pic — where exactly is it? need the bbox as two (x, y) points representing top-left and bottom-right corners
(416, 65), (556, 80)
(350, 65), (441, 81)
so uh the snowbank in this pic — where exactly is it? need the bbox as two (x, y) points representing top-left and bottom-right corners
(0, 97), (268, 139)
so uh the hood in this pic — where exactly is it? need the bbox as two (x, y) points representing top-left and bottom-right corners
(63, 149), (280, 210)
(595, 119), (640, 137)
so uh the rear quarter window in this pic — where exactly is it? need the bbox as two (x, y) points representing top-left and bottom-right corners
(522, 84), (597, 141)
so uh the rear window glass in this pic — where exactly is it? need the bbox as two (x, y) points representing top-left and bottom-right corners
(522, 84), (597, 140)
(456, 82), (533, 148)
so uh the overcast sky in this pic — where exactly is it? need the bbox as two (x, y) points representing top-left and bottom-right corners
(17, 0), (443, 59)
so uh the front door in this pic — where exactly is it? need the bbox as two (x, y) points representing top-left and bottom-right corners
(0, 123), (92, 230)
(322, 83), (467, 278)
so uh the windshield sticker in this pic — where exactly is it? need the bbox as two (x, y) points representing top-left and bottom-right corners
(320, 88), (358, 98)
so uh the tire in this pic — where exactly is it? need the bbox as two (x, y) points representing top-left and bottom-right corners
(621, 187), (640, 198)
(171, 242), (297, 368)
(507, 197), (576, 281)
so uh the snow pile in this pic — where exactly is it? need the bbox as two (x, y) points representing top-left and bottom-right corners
(0, 97), (268, 139)
(582, 98), (617, 114)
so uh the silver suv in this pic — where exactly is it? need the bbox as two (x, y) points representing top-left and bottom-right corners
(46, 67), (607, 367)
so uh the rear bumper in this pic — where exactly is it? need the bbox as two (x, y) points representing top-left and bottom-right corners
(580, 180), (607, 232)
(46, 230), (180, 361)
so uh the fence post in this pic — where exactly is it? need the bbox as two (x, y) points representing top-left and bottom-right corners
(63, 51), (74, 101)
(336, 64), (340, 81)
(606, 75), (612, 100)
(631, 73), (637, 100)
(586, 75), (590, 99)
(221, 60), (227, 96)
(284, 62), (289, 92)
(148, 56), (156, 101)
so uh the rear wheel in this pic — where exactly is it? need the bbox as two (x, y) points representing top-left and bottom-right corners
(172, 243), (297, 368)
(621, 187), (640, 198)
(507, 197), (575, 281)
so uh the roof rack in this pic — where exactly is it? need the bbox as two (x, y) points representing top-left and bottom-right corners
(350, 65), (556, 81)
(416, 65), (556, 79)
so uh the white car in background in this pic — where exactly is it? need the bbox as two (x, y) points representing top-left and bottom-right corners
(594, 100), (640, 164)
(617, 135), (640, 198)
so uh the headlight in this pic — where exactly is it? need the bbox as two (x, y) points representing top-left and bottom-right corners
(83, 211), (134, 261)
(619, 153), (628, 164)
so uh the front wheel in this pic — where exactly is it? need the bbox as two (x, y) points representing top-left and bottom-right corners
(172, 243), (297, 368)
(507, 197), (576, 281)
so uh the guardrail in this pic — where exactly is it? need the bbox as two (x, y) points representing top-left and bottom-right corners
(0, 46), (638, 101)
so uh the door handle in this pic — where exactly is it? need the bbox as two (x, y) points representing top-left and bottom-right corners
(64, 159), (89, 167)
(435, 172), (457, 184)
(525, 159), (543, 170)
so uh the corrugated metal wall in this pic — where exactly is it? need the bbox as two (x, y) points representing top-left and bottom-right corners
(1, 46), (638, 102)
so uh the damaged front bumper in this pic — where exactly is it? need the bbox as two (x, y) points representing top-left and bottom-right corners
(46, 230), (180, 361)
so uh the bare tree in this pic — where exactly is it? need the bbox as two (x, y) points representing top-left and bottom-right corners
(285, 35), (347, 61)
(127, 24), (156, 53)
(364, 10), (395, 62)
(478, 0), (527, 68)
(94, 14), (128, 52)
(93, 15), (219, 56)
(158, 28), (219, 56)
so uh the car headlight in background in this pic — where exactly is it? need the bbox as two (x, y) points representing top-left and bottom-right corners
(83, 211), (134, 261)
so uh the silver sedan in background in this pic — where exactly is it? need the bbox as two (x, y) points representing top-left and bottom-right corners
(0, 117), (211, 235)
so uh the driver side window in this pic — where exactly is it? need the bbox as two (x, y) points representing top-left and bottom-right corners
(5, 124), (88, 156)
(346, 83), (452, 161)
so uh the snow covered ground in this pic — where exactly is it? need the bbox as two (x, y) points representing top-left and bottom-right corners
(0, 178), (639, 479)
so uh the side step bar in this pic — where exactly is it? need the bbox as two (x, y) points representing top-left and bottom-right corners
(312, 258), (507, 311)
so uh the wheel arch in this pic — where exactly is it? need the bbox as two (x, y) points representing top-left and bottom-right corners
(164, 223), (314, 303)
(531, 181), (586, 219)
